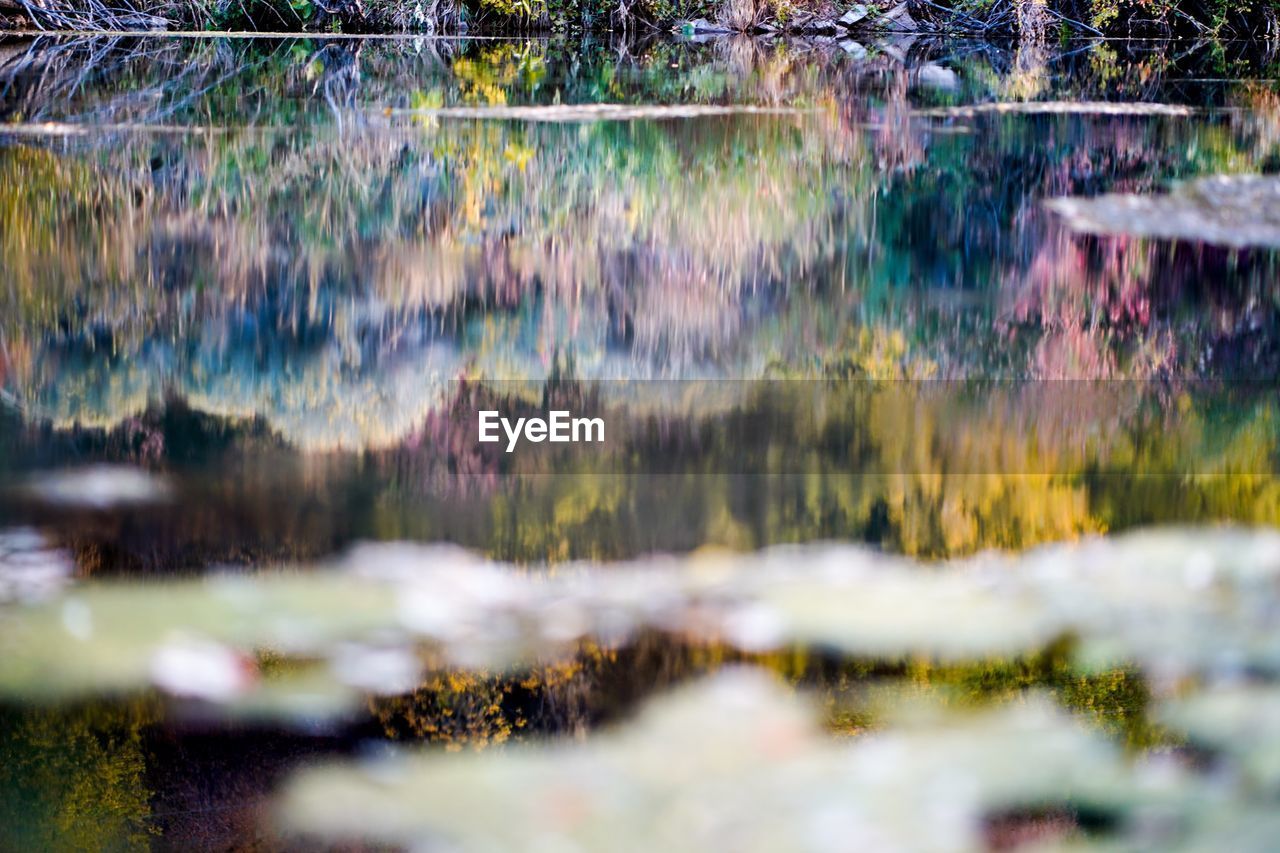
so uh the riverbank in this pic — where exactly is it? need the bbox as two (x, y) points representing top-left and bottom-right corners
(2, 0), (1277, 39)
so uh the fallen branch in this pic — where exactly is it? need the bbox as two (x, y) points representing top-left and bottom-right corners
(379, 102), (818, 122)
(915, 100), (1196, 118)
(12, 0), (169, 29)
(1038, 4), (1104, 35)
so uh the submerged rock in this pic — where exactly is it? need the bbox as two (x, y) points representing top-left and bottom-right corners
(1047, 175), (1280, 250)
(0, 528), (72, 604)
(918, 100), (1194, 118)
(5, 529), (1280, 703)
(839, 40), (868, 58)
(1159, 685), (1280, 790)
(915, 64), (959, 92)
(278, 671), (1184, 851)
(150, 638), (257, 701)
(24, 466), (171, 510)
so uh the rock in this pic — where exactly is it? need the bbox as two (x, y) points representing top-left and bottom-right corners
(330, 643), (422, 695)
(879, 1), (919, 31)
(0, 528), (71, 604)
(150, 638), (257, 702)
(26, 466), (171, 510)
(915, 64), (959, 92)
(679, 17), (733, 34)
(280, 673), (1154, 853)
(875, 38), (911, 63)
(839, 40), (868, 59)
(796, 16), (839, 34)
(1046, 175), (1280, 250)
(837, 3), (868, 27)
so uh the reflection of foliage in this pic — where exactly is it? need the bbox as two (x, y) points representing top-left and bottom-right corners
(18, 379), (1280, 571)
(753, 640), (1163, 749)
(6, 37), (1280, 567)
(374, 669), (532, 748)
(0, 146), (145, 333)
(369, 639), (827, 748)
(368, 382), (1280, 560)
(372, 646), (620, 748)
(6, 37), (1280, 404)
(365, 638), (1164, 779)
(0, 700), (158, 851)
(897, 644), (1162, 750)
(2, 39), (863, 377)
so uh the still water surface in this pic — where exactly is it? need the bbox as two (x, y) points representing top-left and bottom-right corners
(3, 33), (1280, 850)
(3, 34), (1280, 562)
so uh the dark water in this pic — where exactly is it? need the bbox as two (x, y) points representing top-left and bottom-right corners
(3, 33), (1280, 850)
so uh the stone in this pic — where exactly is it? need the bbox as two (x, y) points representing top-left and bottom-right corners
(796, 16), (839, 33)
(680, 17), (733, 34)
(839, 40), (868, 58)
(1047, 175), (1280, 250)
(915, 63), (959, 92)
(838, 3), (868, 27)
(879, 1), (919, 31)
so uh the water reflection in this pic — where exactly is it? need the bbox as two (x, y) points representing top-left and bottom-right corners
(4, 380), (1280, 566)
(3, 36), (1280, 567)
(3, 37), (1280, 400)
(4, 34), (1280, 848)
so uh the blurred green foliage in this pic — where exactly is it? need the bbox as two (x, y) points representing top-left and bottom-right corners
(0, 701), (158, 851)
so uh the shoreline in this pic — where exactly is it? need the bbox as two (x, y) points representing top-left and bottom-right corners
(4, 0), (1279, 41)
(0, 27), (1274, 42)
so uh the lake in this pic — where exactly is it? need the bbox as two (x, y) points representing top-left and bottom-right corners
(3, 31), (1280, 850)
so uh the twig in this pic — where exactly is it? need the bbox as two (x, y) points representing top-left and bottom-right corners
(911, 0), (989, 33)
(1039, 4), (1104, 35)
